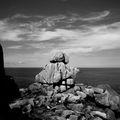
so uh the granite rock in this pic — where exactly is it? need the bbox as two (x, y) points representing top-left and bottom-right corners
(50, 51), (69, 64)
(95, 84), (120, 111)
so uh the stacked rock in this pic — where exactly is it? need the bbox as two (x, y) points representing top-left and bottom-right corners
(9, 51), (120, 120)
(35, 51), (79, 93)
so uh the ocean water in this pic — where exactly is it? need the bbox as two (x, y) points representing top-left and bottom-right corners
(5, 68), (120, 94)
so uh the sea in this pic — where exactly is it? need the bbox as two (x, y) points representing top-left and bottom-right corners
(5, 68), (120, 94)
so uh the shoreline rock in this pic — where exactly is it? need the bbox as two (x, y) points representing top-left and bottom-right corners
(9, 51), (120, 120)
(10, 83), (120, 120)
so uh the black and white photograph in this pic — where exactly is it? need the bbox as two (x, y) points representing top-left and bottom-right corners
(0, 0), (120, 120)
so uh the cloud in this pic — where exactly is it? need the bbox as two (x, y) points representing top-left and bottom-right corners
(28, 43), (55, 49)
(0, 29), (23, 41)
(79, 10), (110, 21)
(7, 45), (22, 49)
(0, 20), (24, 41)
(56, 23), (120, 53)
(1, 11), (120, 55)
(11, 14), (31, 19)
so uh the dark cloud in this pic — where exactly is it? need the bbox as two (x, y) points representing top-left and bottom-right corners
(0, 0), (120, 18)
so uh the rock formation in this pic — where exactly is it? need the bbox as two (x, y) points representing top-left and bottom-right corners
(35, 51), (79, 92)
(0, 44), (5, 76)
(9, 51), (120, 120)
(0, 44), (21, 120)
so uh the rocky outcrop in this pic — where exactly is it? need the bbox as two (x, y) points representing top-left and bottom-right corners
(0, 44), (5, 76)
(35, 51), (79, 92)
(0, 44), (21, 120)
(9, 51), (120, 120)
(10, 83), (120, 120)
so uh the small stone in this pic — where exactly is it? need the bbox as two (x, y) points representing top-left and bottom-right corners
(67, 93), (81, 103)
(67, 103), (84, 112)
(28, 98), (34, 106)
(62, 81), (65, 85)
(60, 85), (66, 92)
(90, 111), (107, 119)
(69, 115), (78, 120)
(62, 110), (74, 118)
(28, 82), (41, 91)
(106, 109), (116, 120)
(22, 104), (32, 114)
(93, 87), (104, 94)
(56, 116), (66, 120)
(61, 94), (69, 103)
(67, 85), (70, 89)
(64, 88), (75, 94)
(55, 86), (60, 93)
(47, 90), (53, 97)
(66, 78), (74, 85)
(81, 116), (86, 120)
(83, 88), (94, 95)
(74, 86), (80, 92)
(76, 91), (87, 99)
(94, 90), (110, 106)
(52, 104), (66, 111)
(55, 109), (63, 115)
(86, 106), (93, 112)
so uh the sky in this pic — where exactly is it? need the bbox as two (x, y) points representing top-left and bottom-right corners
(1, 0), (120, 67)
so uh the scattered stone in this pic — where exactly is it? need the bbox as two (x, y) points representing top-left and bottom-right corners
(62, 110), (74, 118)
(93, 117), (103, 120)
(90, 111), (107, 119)
(74, 86), (80, 92)
(67, 93), (81, 103)
(9, 51), (120, 120)
(69, 115), (78, 120)
(95, 84), (120, 111)
(76, 91), (87, 99)
(60, 85), (67, 92)
(106, 109), (116, 120)
(67, 103), (84, 112)
(55, 116), (66, 120)
(66, 78), (74, 85)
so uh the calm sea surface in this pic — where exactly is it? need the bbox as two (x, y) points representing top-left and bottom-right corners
(5, 68), (120, 94)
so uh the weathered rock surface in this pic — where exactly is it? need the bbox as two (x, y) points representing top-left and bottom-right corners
(35, 62), (78, 84)
(94, 84), (120, 111)
(10, 83), (120, 120)
(35, 51), (79, 93)
(50, 51), (69, 64)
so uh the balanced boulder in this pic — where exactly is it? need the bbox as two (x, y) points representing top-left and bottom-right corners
(35, 51), (79, 92)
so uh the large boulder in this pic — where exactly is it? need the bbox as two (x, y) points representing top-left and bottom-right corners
(35, 62), (78, 84)
(35, 51), (79, 94)
(50, 51), (69, 64)
(94, 84), (120, 111)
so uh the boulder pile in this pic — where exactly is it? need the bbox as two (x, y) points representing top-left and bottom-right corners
(35, 51), (79, 92)
(10, 51), (120, 120)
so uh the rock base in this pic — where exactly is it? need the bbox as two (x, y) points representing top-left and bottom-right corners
(10, 83), (120, 120)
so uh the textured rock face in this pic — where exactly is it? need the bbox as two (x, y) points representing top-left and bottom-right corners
(94, 84), (120, 111)
(35, 62), (78, 84)
(35, 51), (79, 92)
(50, 51), (69, 64)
